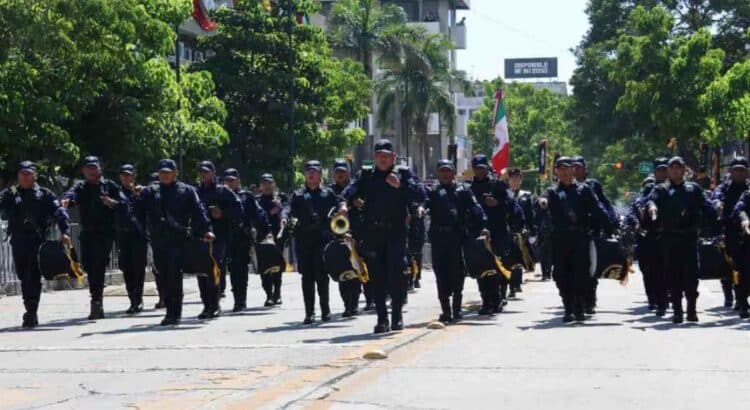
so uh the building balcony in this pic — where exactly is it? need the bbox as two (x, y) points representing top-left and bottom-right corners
(452, 23), (466, 49)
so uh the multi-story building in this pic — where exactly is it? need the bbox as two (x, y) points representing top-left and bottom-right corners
(315, 1), (470, 178)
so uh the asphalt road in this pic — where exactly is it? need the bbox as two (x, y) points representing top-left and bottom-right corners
(1, 267), (749, 409)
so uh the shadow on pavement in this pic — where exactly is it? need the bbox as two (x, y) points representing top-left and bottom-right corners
(301, 332), (396, 344)
(0, 316), (98, 332)
(79, 322), (204, 337)
(517, 318), (623, 331)
(249, 321), (351, 333)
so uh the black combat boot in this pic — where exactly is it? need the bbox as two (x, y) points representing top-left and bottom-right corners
(721, 281), (734, 308)
(574, 297), (586, 322)
(438, 297), (452, 323)
(88, 300), (104, 320)
(391, 307), (404, 331)
(562, 295), (574, 323)
(672, 299), (684, 324)
(452, 294), (463, 322)
(22, 300), (39, 329)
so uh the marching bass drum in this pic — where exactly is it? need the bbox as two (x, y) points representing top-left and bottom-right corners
(462, 236), (510, 280)
(181, 239), (214, 275)
(255, 238), (286, 275)
(323, 238), (362, 282)
(592, 237), (629, 283)
(38, 240), (81, 281)
(698, 237), (732, 280)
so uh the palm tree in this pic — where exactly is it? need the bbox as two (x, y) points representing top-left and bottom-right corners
(328, 0), (414, 79)
(328, 0), (421, 159)
(376, 33), (464, 178)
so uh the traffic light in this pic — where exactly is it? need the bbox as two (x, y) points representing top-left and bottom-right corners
(614, 161), (623, 170)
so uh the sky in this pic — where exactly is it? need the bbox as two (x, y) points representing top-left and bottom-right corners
(456, 0), (590, 83)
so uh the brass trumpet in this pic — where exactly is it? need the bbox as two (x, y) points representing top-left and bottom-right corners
(330, 214), (350, 235)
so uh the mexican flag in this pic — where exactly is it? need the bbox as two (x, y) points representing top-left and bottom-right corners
(491, 89), (510, 174)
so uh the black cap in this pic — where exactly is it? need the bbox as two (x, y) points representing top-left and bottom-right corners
(437, 159), (454, 171)
(653, 157), (669, 169)
(149, 172), (159, 182)
(374, 139), (394, 154)
(730, 157), (749, 169)
(472, 154), (490, 169)
(18, 161), (37, 173)
(507, 167), (522, 177)
(198, 160), (215, 172)
(555, 156), (573, 168)
(83, 156), (101, 168)
(333, 159), (350, 172)
(571, 155), (586, 168)
(260, 173), (274, 182)
(119, 164), (135, 175)
(642, 176), (655, 187)
(158, 159), (177, 172)
(668, 156), (685, 167)
(223, 168), (240, 179)
(304, 160), (322, 172)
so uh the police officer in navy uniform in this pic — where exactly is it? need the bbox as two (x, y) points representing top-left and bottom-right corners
(196, 160), (243, 319)
(341, 139), (426, 334)
(731, 174), (750, 319)
(571, 155), (618, 315)
(632, 157), (669, 312)
(533, 193), (553, 281)
(710, 157), (749, 311)
(328, 159), (362, 317)
(542, 157), (613, 323)
(114, 164), (148, 314)
(507, 167), (534, 295)
(223, 168), (271, 311)
(257, 173), (287, 306)
(645, 156), (716, 324)
(425, 159), (487, 323)
(469, 154), (522, 310)
(283, 160), (341, 325)
(136, 159), (214, 326)
(62, 156), (121, 320)
(0, 161), (71, 328)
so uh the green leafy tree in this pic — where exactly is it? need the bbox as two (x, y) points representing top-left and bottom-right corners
(0, 0), (226, 179)
(701, 56), (750, 144)
(570, 0), (750, 167)
(196, 0), (370, 188)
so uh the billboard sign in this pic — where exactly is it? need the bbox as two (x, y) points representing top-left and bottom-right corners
(505, 58), (558, 79)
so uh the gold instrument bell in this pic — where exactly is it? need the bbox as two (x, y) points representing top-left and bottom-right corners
(330, 214), (350, 235)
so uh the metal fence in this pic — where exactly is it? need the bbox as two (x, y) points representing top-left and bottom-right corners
(0, 223), (124, 294)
